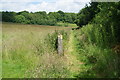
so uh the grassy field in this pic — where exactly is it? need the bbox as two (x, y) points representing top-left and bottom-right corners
(2, 22), (118, 78)
(56, 22), (78, 27)
(2, 22), (81, 78)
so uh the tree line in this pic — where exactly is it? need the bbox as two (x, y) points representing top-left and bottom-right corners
(1, 10), (77, 26)
(76, 2), (120, 43)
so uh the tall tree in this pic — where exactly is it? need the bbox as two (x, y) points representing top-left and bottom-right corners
(75, 2), (100, 27)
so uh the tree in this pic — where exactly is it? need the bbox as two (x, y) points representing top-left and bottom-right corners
(2, 11), (16, 22)
(75, 2), (100, 27)
(64, 13), (72, 23)
(14, 15), (27, 23)
(93, 2), (120, 43)
(2, 10), (77, 26)
(17, 11), (29, 15)
(57, 10), (65, 22)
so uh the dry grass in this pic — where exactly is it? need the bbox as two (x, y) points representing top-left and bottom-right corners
(2, 23), (76, 78)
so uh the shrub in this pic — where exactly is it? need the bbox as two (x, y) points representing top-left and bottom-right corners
(73, 24), (119, 78)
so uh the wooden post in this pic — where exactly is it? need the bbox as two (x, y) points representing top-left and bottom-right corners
(58, 34), (63, 55)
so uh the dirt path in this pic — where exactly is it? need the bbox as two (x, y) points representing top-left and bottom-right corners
(64, 30), (83, 77)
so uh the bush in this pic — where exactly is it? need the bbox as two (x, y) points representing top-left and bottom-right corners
(73, 24), (119, 78)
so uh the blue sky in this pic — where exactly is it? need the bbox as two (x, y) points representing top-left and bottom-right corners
(1, 0), (90, 13)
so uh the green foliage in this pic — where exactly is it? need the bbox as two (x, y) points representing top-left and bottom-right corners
(44, 31), (58, 52)
(2, 47), (39, 78)
(2, 11), (16, 22)
(73, 2), (120, 77)
(64, 23), (68, 27)
(56, 22), (77, 27)
(14, 15), (27, 24)
(2, 10), (77, 26)
(72, 3), (120, 77)
(75, 2), (100, 27)
(93, 2), (120, 43)
(73, 24), (119, 78)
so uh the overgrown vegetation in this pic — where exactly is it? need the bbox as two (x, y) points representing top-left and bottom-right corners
(2, 22), (73, 78)
(2, 1), (120, 78)
(27, 31), (71, 78)
(72, 25), (119, 78)
(72, 2), (120, 78)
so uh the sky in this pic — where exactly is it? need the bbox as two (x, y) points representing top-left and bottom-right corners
(0, 0), (90, 13)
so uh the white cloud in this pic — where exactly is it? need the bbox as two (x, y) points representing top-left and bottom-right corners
(1, 0), (90, 13)
(1, 0), (43, 2)
(74, 0), (91, 2)
(1, 0), (90, 2)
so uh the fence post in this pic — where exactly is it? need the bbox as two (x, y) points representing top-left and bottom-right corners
(58, 34), (63, 55)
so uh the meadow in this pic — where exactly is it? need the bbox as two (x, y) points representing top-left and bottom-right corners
(1, 2), (120, 78)
(2, 22), (120, 78)
(2, 22), (81, 78)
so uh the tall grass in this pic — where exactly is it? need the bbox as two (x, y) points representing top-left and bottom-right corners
(3, 22), (119, 78)
(72, 24), (119, 78)
(27, 30), (72, 78)
(45, 30), (69, 53)
(2, 22), (72, 78)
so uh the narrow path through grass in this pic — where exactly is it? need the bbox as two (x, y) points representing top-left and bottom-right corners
(64, 30), (83, 77)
